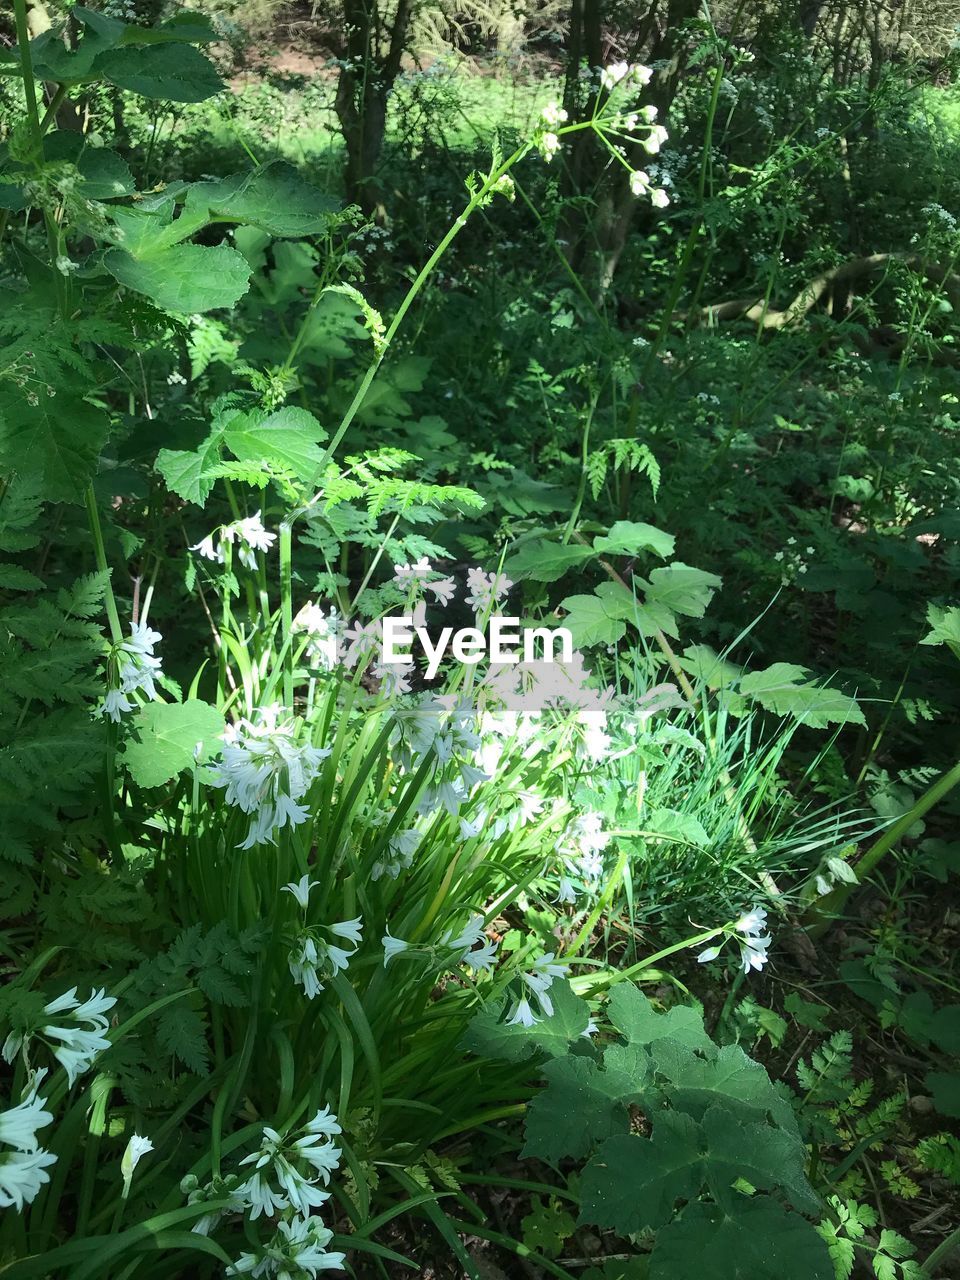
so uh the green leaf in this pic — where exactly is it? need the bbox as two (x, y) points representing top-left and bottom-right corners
(123, 699), (224, 788)
(926, 1070), (960, 1118)
(606, 987), (714, 1054)
(0, 565), (44, 591)
(461, 980), (590, 1062)
(223, 407), (329, 483)
(646, 807), (710, 847)
(104, 244), (251, 313)
(504, 539), (594, 583)
(559, 593), (627, 647)
(677, 644), (742, 690)
(183, 162), (339, 238)
(652, 1041), (800, 1137)
(920, 603), (960, 657)
(650, 1197), (833, 1280)
(523, 1053), (643, 1163)
(579, 1114), (703, 1232)
(156, 433), (223, 506)
(0, 390), (110, 504)
(738, 663), (865, 728)
(594, 521), (675, 559)
(94, 43), (224, 102)
(637, 562), (722, 619)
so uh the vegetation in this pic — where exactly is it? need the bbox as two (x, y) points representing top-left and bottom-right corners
(0, 0), (959, 1276)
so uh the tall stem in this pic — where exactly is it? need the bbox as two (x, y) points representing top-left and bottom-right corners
(85, 485), (124, 645)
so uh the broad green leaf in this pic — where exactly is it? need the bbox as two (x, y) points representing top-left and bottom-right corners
(94, 44), (224, 102)
(504, 540), (594, 583)
(183, 162), (339, 238)
(559, 594), (627, 647)
(522, 1054), (644, 1163)
(0, 391), (109, 504)
(699, 1105), (818, 1214)
(652, 1041), (800, 1137)
(223, 407), (329, 483)
(579, 1115), (702, 1232)
(738, 663), (865, 729)
(606, 987), (714, 1055)
(76, 148), (135, 199)
(926, 1070), (960, 1118)
(104, 244), (251, 314)
(677, 643), (742, 690)
(460, 980), (590, 1062)
(637, 562), (722, 619)
(75, 6), (218, 45)
(646, 807), (710, 848)
(650, 1197), (833, 1280)
(594, 521), (675, 559)
(156, 434), (224, 507)
(920, 603), (960, 657)
(123, 699), (224, 788)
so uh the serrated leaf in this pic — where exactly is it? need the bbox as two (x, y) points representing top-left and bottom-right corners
(559, 594), (627, 647)
(0, 391), (110, 504)
(0, 565), (43, 591)
(738, 663), (865, 728)
(650, 1197), (833, 1280)
(647, 807), (710, 847)
(123, 699), (224, 788)
(677, 644), (742, 690)
(606, 986), (714, 1054)
(183, 162), (339, 238)
(580, 1115), (703, 1232)
(594, 521), (675, 559)
(94, 43), (224, 102)
(156, 433), (223, 506)
(104, 244), (250, 313)
(504, 539), (594, 583)
(637, 562), (722, 619)
(522, 1053), (643, 1163)
(223, 406), (328, 482)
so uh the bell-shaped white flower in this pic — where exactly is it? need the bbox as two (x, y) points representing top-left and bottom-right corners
(0, 1071), (52, 1153)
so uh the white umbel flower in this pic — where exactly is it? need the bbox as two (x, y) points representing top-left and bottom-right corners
(237, 1113), (342, 1221)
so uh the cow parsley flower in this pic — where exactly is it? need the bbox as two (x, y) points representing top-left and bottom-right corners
(209, 708), (329, 849)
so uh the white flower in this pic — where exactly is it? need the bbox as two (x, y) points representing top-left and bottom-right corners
(282, 874), (319, 910)
(462, 938), (498, 974)
(121, 1133), (153, 1197)
(520, 953), (568, 1019)
(190, 532), (223, 564)
(601, 61), (630, 90)
(427, 575), (456, 606)
(541, 101), (568, 127)
(629, 169), (650, 196)
(382, 930), (411, 967)
(227, 1214), (346, 1277)
(39, 986), (116, 1086)
(735, 907), (772, 974)
(97, 687), (134, 722)
(650, 187), (671, 209)
(0, 1071), (52, 1153)
(393, 557), (431, 589)
(465, 568), (512, 615)
(329, 917), (363, 946)
(539, 131), (561, 162)
(115, 622), (163, 702)
(643, 124), (669, 154)
(696, 945), (722, 964)
(233, 512), (276, 569)
(0, 1148), (58, 1211)
(505, 996), (538, 1027)
(209, 709), (329, 849)
(236, 1114), (342, 1223)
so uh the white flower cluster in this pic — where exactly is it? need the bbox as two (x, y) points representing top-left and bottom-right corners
(209, 707), (329, 849)
(282, 875), (363, 1000)
(600, 61), (653, 91)
(3, 986), (116, 1087)
(536, 100), (568, 162)
(697, 906), (772, 975)
(98, 621), (163, 723)
(225, 1108), (346, 1277)
(293, 602), (340, 671)
(191, 511), (276, 571)
(439, 913), (499, 974)
(507, 953), (568, 1026)
(392, 556), (456, 604)
(0, 1071), (55, 1212)
(556, 810), (611, 904)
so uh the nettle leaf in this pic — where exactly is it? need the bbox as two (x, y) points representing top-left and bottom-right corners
(0, 389), (110, 504)
(522, 1053), (645, 1163)
(123, 699), (224, 788)
(637, 563), (722, 619)
(461, 980), (590, 1062)
(156, 433), (223, 507)
(594, 521), (675, 559)
(649, 1197), (833, 1280)
(504, 539), (595, 583)
(738, 663), (865, 729)
(104, 244), (251, 314)
(183, 162), (339, 238)
(94, 43), (224, 102)
(223, 406), (329, 483)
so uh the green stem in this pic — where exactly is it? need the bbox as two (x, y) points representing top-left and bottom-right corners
(807, 757), (960, 936)
(85, 485), (124, 644)
(13, 0), (43, 153)
(574, 926), (723, 996)
(922, 1223), (960, 1275)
